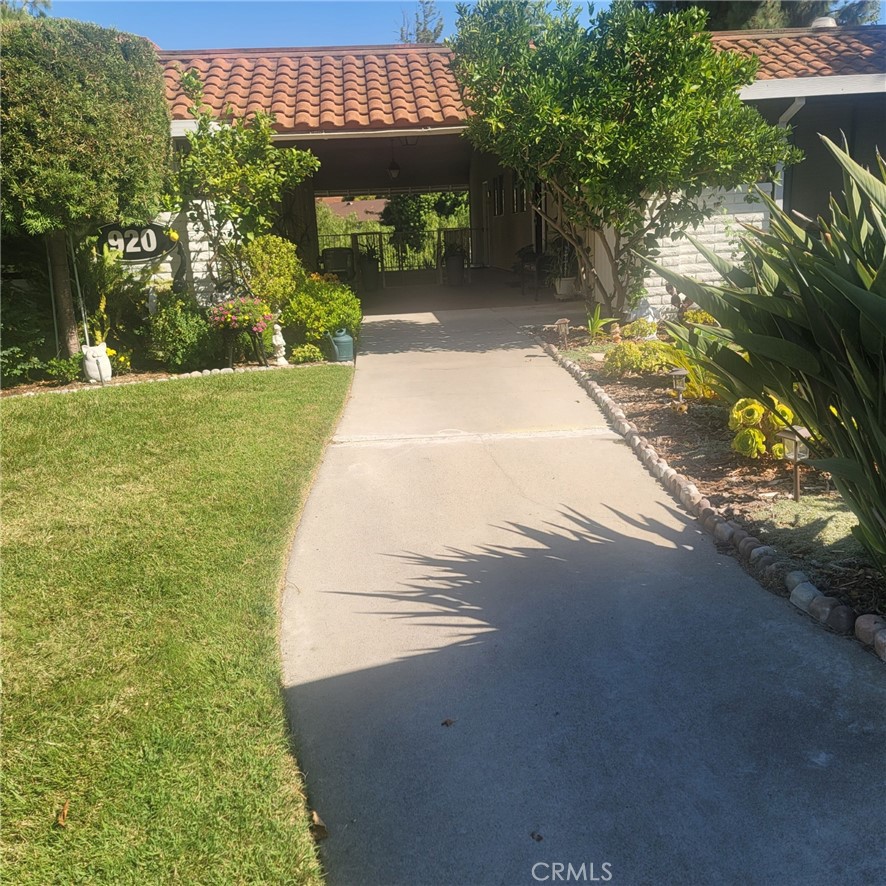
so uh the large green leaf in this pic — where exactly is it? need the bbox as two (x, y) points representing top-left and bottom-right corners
(707, 343), (769, 396)
(685, 234), (754, 289)
(723, 289), (808, 326)
(809, 457), (870, 487)
(821, 135), (886, 216)
(640, 256), (744, 325)
(707, 327), (821, 376)
(815, 263), (886, 329)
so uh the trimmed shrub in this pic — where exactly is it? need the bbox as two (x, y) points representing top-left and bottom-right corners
(235, 235), (308, 312)
(289, 344), (325, 365)
(621, 319), (658, 340)
(602, 341), (671, 378)
(280, 274), (362, 345)
(44, 354), (83, 385)
(148, 293), (218, 372)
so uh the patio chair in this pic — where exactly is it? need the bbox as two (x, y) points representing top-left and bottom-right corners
(320, 247), (356, 283)
(515, 244), (545, 301)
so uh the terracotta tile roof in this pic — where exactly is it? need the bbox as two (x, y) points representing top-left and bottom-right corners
(711, 26), (886, 80)
(159, 45), (465, 134)
(159, 29), (885, 135)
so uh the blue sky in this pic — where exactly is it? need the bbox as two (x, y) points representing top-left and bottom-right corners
(50, 1), (469, 49)
(47, 1), (886, 50)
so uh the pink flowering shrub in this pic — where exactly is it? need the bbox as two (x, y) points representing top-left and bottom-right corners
(208, 296), (274, 335)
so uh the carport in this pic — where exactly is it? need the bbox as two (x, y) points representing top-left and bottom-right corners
(159, 44), (499, 295)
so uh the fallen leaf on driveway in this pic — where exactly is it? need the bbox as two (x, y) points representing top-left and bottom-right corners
(530, 831), (543, 842)
(310, 810), (329, 840)
(441, 718), (456, 727)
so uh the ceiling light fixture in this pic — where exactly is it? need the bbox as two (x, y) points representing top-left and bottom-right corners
(388, 141), (400, 180)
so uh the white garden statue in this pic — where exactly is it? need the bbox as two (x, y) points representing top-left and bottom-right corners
(271, 323), (288, 366)
(82, 342), (113, 384)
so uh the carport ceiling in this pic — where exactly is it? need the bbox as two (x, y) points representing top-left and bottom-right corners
(281, 132), (472, 194)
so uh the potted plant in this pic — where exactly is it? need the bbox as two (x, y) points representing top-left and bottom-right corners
(359, 243), (380, 292)
(545, 236), (578, 300)
(208, 295), (274, 368)
(443, 242), (467, 286)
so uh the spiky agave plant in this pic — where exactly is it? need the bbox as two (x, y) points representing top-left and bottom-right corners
(645, 137), (886, 584)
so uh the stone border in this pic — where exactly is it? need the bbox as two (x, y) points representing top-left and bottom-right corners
(539, 338), (885, 662)
(3, 360), (350, 400)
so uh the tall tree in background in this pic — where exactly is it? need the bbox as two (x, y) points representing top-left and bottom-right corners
(0, 0), (50, 19)
(450, 1), (800, 310)
(633, 1), (880, 28)
(399, 0), (444, 42)
(1, 17), (170, 356)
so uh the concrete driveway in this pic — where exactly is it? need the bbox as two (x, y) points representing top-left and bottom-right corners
(281, 304), (885, 886)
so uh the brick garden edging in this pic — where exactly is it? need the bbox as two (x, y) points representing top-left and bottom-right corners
(540, 338), (886, 662)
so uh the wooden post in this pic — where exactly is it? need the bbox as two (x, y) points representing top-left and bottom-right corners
(274, 180), (319, 271)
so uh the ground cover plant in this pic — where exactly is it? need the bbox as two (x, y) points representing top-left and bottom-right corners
(2, 367), (352, 882)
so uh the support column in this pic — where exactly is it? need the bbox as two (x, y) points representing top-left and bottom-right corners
(275, 179), (320, 272)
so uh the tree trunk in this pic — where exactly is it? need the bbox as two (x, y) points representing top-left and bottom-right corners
(46, 230), (80, 357)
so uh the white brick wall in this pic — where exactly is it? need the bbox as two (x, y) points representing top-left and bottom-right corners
(642, 186), (769, 310)
(150, 207), (227, 304)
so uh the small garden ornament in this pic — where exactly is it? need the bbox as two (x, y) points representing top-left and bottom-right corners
(82, 342), (112, 384)
(271, 323), (288, 366)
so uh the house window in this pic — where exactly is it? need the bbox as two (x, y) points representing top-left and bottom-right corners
(493, 174), (505, 216)
(512, 174), (527, 213)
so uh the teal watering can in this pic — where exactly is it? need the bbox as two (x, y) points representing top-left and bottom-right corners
(326, 329), (355, 362)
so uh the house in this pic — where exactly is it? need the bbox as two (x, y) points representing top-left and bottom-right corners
(158, 23), (885, 307)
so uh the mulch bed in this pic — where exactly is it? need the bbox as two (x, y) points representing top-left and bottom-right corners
(546, 329), (886, 616)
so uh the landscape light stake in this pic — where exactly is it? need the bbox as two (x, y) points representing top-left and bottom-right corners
(776, 426), (811, 502)
(669, 367), (689, 404)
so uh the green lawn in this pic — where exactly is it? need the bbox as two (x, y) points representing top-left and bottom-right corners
(745, 493), (865, 560)
(2, 368), (352, 884)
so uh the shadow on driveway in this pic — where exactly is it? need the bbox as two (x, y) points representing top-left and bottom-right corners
(284, 505), (886, 886)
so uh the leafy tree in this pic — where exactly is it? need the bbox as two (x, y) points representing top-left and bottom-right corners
(399, 0), (444, 42)
(172, 70), (320, 296)
(432, 191), (469, 218)
(380, 194), (429, 253)
(633, 1), (880, 29)
(449, 1), (800, 310)
(1, 17), (170, 355)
